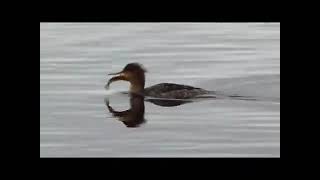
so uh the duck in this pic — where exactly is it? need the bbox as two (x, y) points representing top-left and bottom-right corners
(106, 63), (213, 99)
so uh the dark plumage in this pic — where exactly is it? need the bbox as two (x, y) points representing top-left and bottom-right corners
(106, 63), (211, 99)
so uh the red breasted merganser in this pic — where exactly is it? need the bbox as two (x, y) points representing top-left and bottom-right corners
(106, 63), (212, 99)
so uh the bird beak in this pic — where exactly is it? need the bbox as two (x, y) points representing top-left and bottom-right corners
(105, 71), (127, 89)
(108, 71), (123, 76)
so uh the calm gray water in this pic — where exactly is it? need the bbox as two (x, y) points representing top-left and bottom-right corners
(40, 23), (280, 157)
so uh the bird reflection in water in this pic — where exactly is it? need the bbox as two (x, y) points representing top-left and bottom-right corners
(104, 63), (258, 128)
(105, 93), (193, 128)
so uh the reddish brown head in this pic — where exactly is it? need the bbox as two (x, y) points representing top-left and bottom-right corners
(106, 63), (147, 93)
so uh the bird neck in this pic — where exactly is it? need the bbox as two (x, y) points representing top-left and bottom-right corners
(129, 75), (145, 94)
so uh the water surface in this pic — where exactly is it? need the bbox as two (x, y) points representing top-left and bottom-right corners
(40, 23), (280, 157)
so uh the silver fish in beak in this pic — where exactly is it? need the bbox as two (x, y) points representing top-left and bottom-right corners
(105, 71), (127, 89)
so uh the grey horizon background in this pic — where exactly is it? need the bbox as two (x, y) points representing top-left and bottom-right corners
(40, 23), (280, 157)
